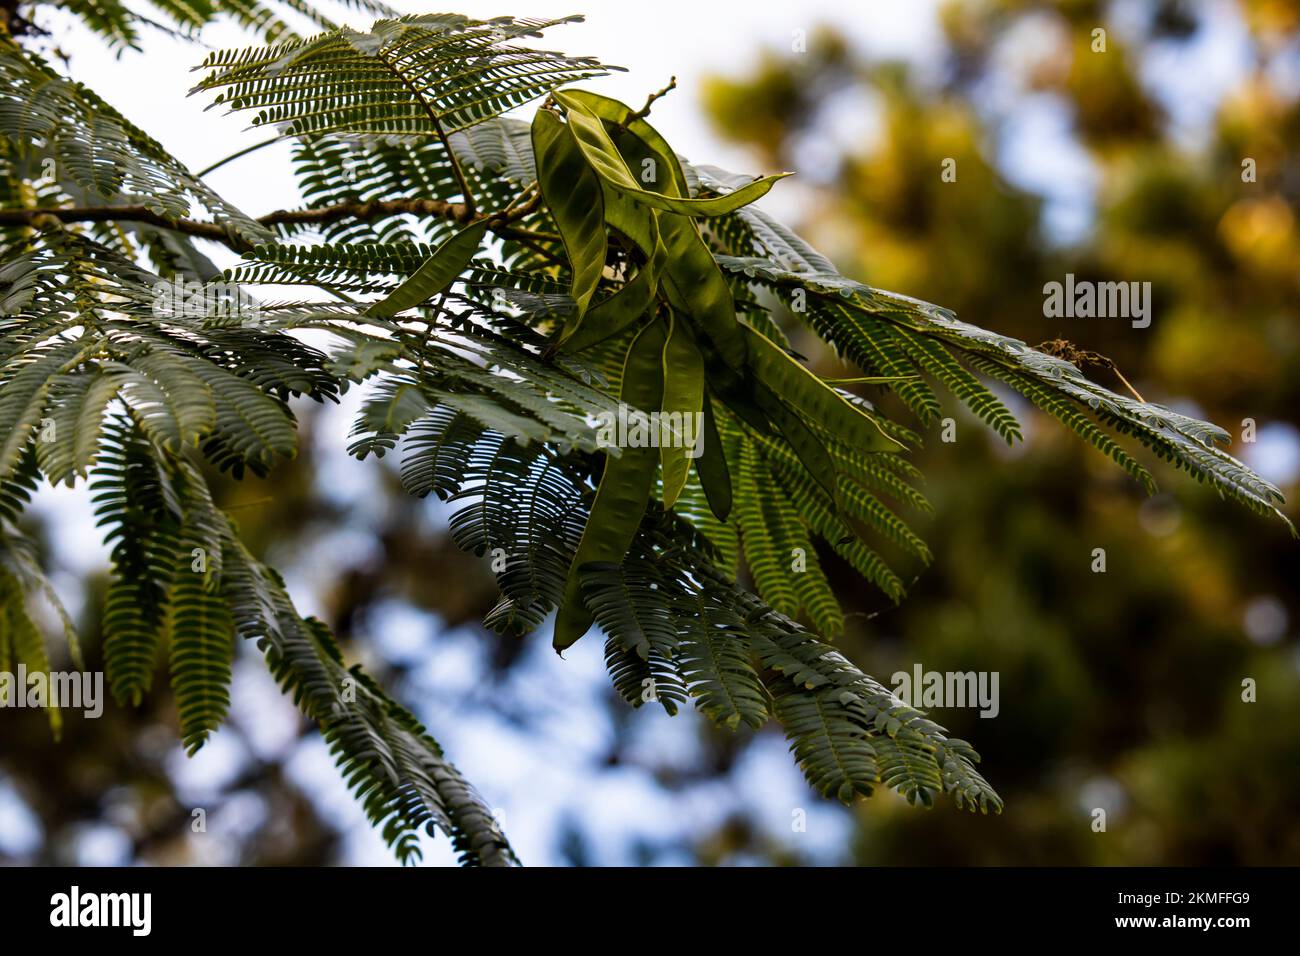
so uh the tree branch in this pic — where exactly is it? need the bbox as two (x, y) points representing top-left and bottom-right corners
(0, 195), (550, 251)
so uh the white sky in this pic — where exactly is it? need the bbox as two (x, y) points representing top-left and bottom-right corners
(39, 0), (943, 234)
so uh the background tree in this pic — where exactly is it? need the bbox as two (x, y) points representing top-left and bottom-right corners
(0, 1), (1294, 868)
(695, 0), (1300, 864)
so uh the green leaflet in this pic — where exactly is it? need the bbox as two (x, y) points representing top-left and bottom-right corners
(168, 559), (234, 755)
(738, 433), (847, 637)
(736, 440), (797, 616)
(554, 91), (789, 217)
(0, 566), (60, 737)
(660, 312), (704, 509)
(0, 339), (89, 481)
(0, 518), (84, 671)
(553, 317), (667, 652)
(193, 15), (617, 142)
(531, 108), (606, 318)
(675, 587), (768, 730)
(365, 219), (488, 318)
(696, 393), (732, 521)
(742, 324), (903, 453)
(34, 369), (120, 486)
(128, 350), (219, 448)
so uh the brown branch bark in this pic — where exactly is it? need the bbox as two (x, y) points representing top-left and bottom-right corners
(0, 196), (548, 251)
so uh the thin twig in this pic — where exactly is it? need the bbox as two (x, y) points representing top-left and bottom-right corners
(629, 76), (677, 120)
(223, 496), (276, 511)
(195, 135), (281, 178)
(1109, 365), (1146, 404)
(495, 181), (539, 220)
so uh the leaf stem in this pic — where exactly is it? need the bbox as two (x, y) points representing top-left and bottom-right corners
(195, 135), (280, 178)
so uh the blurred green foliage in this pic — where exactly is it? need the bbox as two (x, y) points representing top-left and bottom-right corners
(696, 0), (1300, 864)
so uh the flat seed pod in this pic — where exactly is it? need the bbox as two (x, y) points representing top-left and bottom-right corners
(531, 107), (606, 318)
(553, 317), (667, 651)
(696, 393), (733, 521)
(659, 311), (704, 508)
(555, 91), (789, 218)
(365, 219), (489, 318)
